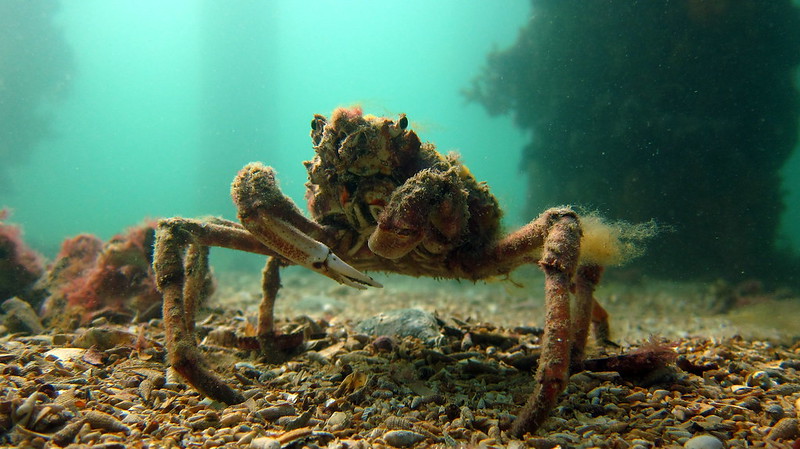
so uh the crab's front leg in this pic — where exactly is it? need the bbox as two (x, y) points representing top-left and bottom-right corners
(509, 210), (582, 437)
(232, 162), (382, 290)
(154, 217), (271, 405)
(468, 208), (599, 437)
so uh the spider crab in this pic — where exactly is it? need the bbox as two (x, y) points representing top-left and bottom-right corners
(153, 106), (634, 437)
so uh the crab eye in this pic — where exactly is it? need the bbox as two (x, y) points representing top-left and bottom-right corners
(398, 115), (408, 130)
(311, 118), (318, 130)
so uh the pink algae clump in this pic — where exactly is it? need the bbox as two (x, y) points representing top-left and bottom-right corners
(41, 222), (163, 328)
(0, 208), (45, 302)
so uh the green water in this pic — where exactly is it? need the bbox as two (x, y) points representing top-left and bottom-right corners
(4, 1), (800, 281)
(3, 1), (529, 257)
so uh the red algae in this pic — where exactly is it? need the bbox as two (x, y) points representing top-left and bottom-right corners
(40, 222), (163, 328)
(0, 208), (45, 303)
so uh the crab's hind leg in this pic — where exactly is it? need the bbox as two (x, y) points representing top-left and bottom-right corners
(154, 217), (273, 405)
(258, 256), (281, 340)
(570, 264), (604, 370)
(182, 244), (214, 335)
(256, 255), (303, 362)
(591, 296), (612, 345)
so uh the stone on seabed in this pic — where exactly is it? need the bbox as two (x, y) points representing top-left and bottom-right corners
(684, 434), (723, 449)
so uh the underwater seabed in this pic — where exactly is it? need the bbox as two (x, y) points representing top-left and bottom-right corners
(215, 264), (800, 345)
(2, 253), (800, 446)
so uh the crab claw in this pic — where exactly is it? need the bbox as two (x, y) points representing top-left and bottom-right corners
(269, 219), (381, 289)
(308, 247), (383, 289)
(233, 162), (382, 290)
(245, 213), (382, 289)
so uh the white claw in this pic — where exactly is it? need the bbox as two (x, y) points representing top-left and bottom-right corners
(319, 249), (383, 289)
(255, 215), (382, 290)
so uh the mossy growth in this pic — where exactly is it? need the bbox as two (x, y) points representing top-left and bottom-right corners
(579, 213), (658, 267)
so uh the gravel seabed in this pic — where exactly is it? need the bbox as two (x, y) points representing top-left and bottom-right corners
(1, 266), (799, 448)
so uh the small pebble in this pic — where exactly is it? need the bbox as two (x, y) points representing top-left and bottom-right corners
(770, 384), (800, 395)
(588, 386), (622, 399)
(383, 430), (426, 448)
(355, 308), (442, 341)
(2, 297), (44, 334)
(625, 392), (647, 402)
(683, 434), (723, 449)
(259, 403), (296, 421)
(736, 396), (761, 411)
(220, 411), (246, 427)
(651, 389), (670, 401)
(672, 405), (691, 421)
(250, 437), (280, 449)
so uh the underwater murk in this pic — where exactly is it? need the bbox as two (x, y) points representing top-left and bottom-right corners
(2, 1), (800, 447)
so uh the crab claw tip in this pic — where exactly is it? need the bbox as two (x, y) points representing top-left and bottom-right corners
(321, 251), (383, 289)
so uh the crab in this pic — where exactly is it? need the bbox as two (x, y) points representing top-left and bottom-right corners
(153, 106), (627, 437)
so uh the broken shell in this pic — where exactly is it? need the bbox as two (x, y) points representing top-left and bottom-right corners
(325, 411), (351, 431)
(84, 410), (131, 435)
(765, 417), (799, 441)
(138, 378), (155, 402)
(237, 430), (258, 445)
(745, 370), (775, 390)
(14, 392), (46, 427)
(29, 403), (72, 432)
(385, 415), (413, 430)
(52, 418), (86, 446)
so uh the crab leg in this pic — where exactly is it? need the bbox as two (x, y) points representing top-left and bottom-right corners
(258, 256), (281, 338)
(513, 210), (581, 437)
(233, 162), (382, 290)
(473, 208), (582, 437)
(570, 264), (604, 370)
(154, 218), (267, 405)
